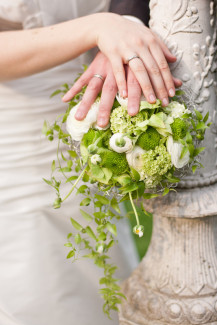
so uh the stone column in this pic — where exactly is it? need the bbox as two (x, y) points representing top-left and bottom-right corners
(119, 0), (217, 324)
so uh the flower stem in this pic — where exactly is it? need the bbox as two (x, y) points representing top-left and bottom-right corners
(62, 166), (88, 202)
(129, 192), (140, 226)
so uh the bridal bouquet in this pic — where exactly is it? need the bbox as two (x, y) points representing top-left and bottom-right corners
(43, 82), (210, 317)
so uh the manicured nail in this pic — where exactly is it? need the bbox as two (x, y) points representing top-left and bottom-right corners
(62, 92), (70, 101)
(122, 90), (127, 98)
(128, 108), (137, 116)
(169, 88), (175, 97)
(75, 112), (83, 120)
(149, 94), (156, 103)
(162, 98), (169, 106)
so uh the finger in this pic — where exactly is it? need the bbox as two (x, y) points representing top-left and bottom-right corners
(75, 77), (104, 120)
(109, 56), (127, 98)
(62, 69), (92, 102)
(147, 43), (176, 99)
(127, 67), (141, 116)
(128, 57), (156, 104)
(154, 33), (177, 62)
(97, 73), (117, 128)
(173, 77), (182, 88)
(138, 50), (169, 106)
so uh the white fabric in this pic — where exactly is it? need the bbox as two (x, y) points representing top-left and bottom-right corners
(0, 1), (139, 325)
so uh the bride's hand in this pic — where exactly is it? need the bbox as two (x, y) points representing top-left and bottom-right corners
(94, 13), (181, 106)
(62, 52), (182, 128)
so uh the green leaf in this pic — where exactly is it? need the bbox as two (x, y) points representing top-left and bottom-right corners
(185, 132), (192, 144)
(138, 182), (145, 197)
(77, 185), (88, 194)
(90, 164), (105, 179)
(66, 175), (78, 183)
(74, 233), (82, 244)
(68, 150), (77, 159)
(113, 174), (131, 186)
(106, 223), (117, 236)
(163, 187), (170, 196)
(196, 121), (207, 131)
(80, 198), (91, 206)
(64, 243), (72, 247)
(139, 99), (161, 110)
(51, 160), (56, 172)
(192, 165), (198, 173)
(194, 109), (203, 121)
(80, 209), (93, 222)
(121, 183), (138, 194)
(143, 193), (159, 199)
(43, 178), (53, 186)
(59, 167), (71, 172)
(67, 160), (73, 169)
(148, 114), (165, 128)
(70, 218), (83, 231)
(110, 197), (121, 214)
(86, 226), (97, 241)
(193, 147), (205, 157)
(130, 168), (140, 182)
(180, 146), (189, 159)
(166, 175), (180, 183)
(50, 89), (62, 98)
(67, 250), (75, 259)
(203, 111), (209, 123)
(95, 194), (110, 205)
(98, 232), (107, 241)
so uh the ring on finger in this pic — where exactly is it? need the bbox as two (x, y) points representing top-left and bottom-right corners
(126, 54), (141, 64)
(93, 74), (105, 82)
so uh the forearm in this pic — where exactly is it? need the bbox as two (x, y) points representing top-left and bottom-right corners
(109, 0), (150, 26)
(0, 13), (102, 81)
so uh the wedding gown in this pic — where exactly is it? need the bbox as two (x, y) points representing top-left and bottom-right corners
(0, 1), (139, 324)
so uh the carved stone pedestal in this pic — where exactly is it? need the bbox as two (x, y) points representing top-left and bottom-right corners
(119, 0), (217, 324)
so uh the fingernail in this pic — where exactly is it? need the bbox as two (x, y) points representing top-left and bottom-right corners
(128, 108), (137, 116)
(122, 90), (127, 98)
(75, 112), (83, 120)
(98, 118), (105, 127)
(169, 88), (175, 97)
(62, 92), (70, 101)
(149, 94), (156, 103)
(162, 98), (169, 106)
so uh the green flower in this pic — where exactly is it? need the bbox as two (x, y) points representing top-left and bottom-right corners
(171, 118), (188, 140)
(98, 148), (129, 175)
(136, 127), (161, 150)
(142, 144), (172, 177)
(110, 106), (143, 136)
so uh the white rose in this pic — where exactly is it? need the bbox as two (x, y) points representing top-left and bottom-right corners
(167, 101), (191, 119)
(166, 136), (190, 168)
(126, 146), (145, 173)
(109, 133), (133, 153)
(66, 100), (100, 141)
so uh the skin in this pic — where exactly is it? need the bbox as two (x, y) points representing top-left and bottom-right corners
(0, 12), (182, 125)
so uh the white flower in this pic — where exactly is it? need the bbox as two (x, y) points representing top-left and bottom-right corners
(167, 101), (191, 119)
(126, 146), (145, 174)
(66, 99), (100, 141)
(90, 154), (101, 165)
(109, 133), (133, 153)
(116, 93), (146, 108)
(96, 244), (105, 254)
(166, 136), (190, 168)
(133, 225), (144, 237)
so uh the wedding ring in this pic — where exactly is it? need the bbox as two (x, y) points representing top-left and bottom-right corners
(126, 55), (141, 63)
(93, 74), (104, 82)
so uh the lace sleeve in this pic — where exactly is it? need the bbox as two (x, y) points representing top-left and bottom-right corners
(109, 0), (150, 26)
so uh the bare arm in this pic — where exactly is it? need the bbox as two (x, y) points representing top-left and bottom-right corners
(0, 14), (99, 81)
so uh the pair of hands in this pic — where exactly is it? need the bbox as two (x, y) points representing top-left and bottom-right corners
(62, 14), (182, 128)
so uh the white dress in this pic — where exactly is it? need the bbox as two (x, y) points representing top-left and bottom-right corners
(0, 1), (139, 325)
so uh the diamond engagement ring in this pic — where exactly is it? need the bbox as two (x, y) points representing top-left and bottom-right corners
(126, 55), (141, 63)
(93, 74), (104, 82)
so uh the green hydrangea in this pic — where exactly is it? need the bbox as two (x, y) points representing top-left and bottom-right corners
(110, 106), (143, 136)
(98, 148), (128, 175)
(142, 144), (172, 177)
(82, 128), (99, 147)
(144, 175), (163, 189)
(171, 118), (188, 140)
(137, 127), (161, 150)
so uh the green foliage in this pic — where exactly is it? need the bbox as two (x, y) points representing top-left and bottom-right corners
(171, 118), (188, 140)
(98, 148), (129, 175)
